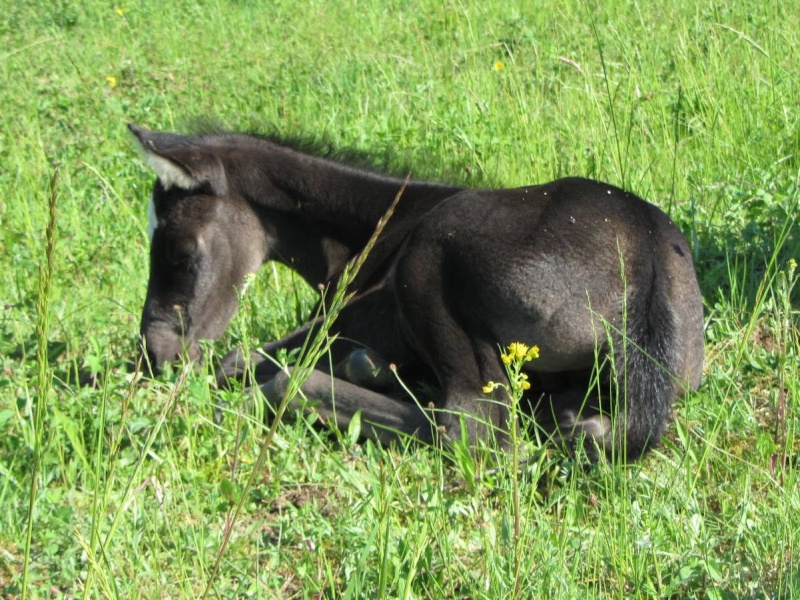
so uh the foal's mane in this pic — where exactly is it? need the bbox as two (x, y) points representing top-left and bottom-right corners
(185, 119), (479, 187)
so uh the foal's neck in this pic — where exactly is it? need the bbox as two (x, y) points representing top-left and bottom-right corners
(265, 141), (461, 237)
(232, 136), (463, 285)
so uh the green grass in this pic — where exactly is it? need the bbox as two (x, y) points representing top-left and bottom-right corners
(1, 0), (799, 597)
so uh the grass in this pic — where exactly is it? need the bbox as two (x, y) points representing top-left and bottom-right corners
(1, 0), (799, 597)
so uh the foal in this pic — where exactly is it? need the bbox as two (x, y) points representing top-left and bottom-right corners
(131, 124), (704, 460)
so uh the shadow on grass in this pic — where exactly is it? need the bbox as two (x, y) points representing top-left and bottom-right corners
(677, 177), (799, 311)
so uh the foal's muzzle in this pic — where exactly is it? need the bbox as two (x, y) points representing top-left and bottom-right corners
(139, 317), (197, 373)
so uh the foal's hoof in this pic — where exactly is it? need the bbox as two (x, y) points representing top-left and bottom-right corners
(558, 411), (613, 462)
(333, 348), (395, 391)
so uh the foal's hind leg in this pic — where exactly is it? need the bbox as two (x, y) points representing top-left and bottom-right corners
(260, 368), (435, 445)
(438, 346), (513, 449)
(395, 262), (511, 446)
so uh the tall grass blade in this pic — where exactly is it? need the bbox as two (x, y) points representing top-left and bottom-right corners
(22, 168), (59, 599)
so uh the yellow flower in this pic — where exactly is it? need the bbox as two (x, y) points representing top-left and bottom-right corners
(106, 76), (117, 89)
(507, 342), (528, 360)
(494, 60), (504, 71)
(789, 258), (797, 272)
(500, 342), (541, 366)
(116, 7), (124, 15)
(482, 382), (496, 394)
(521, 380), (531, 390)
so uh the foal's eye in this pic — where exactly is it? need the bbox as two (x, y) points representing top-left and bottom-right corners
(169, 237), (198, 267)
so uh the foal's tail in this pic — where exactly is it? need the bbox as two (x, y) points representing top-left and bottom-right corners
(612, 265), (679, 460)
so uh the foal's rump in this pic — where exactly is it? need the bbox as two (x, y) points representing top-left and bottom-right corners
(393, 177), (703, 458)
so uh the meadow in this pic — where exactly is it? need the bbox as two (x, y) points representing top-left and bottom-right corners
(1, 0), (799, 597)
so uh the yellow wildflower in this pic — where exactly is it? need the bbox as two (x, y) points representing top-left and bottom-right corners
(106, 76), (117, 89)
(500, 342), (540, 368)
(789, 258), (797, 272)
(494, 60), (504, 71)
(507, 342), (529, 360)
(482, 381), (496, 394)
(518, 373), (531, 390)
(116, 7), (124, 15)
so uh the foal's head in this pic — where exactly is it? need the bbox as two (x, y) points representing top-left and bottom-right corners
(130, 124), (267, 370)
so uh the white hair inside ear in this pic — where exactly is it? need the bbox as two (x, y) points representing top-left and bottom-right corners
(145, 152), (198, 191)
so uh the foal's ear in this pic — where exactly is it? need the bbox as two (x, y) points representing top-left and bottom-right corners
(128, 124), (228, 194)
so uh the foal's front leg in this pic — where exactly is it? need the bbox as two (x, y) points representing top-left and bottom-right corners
(217, 284), (406, 388)
(260, 368), (436, 446)
(218, 334), (395, 393)
(215, 319), (330, 386)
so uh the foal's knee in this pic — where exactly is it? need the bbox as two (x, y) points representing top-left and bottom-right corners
(333, 348), (395, 391)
